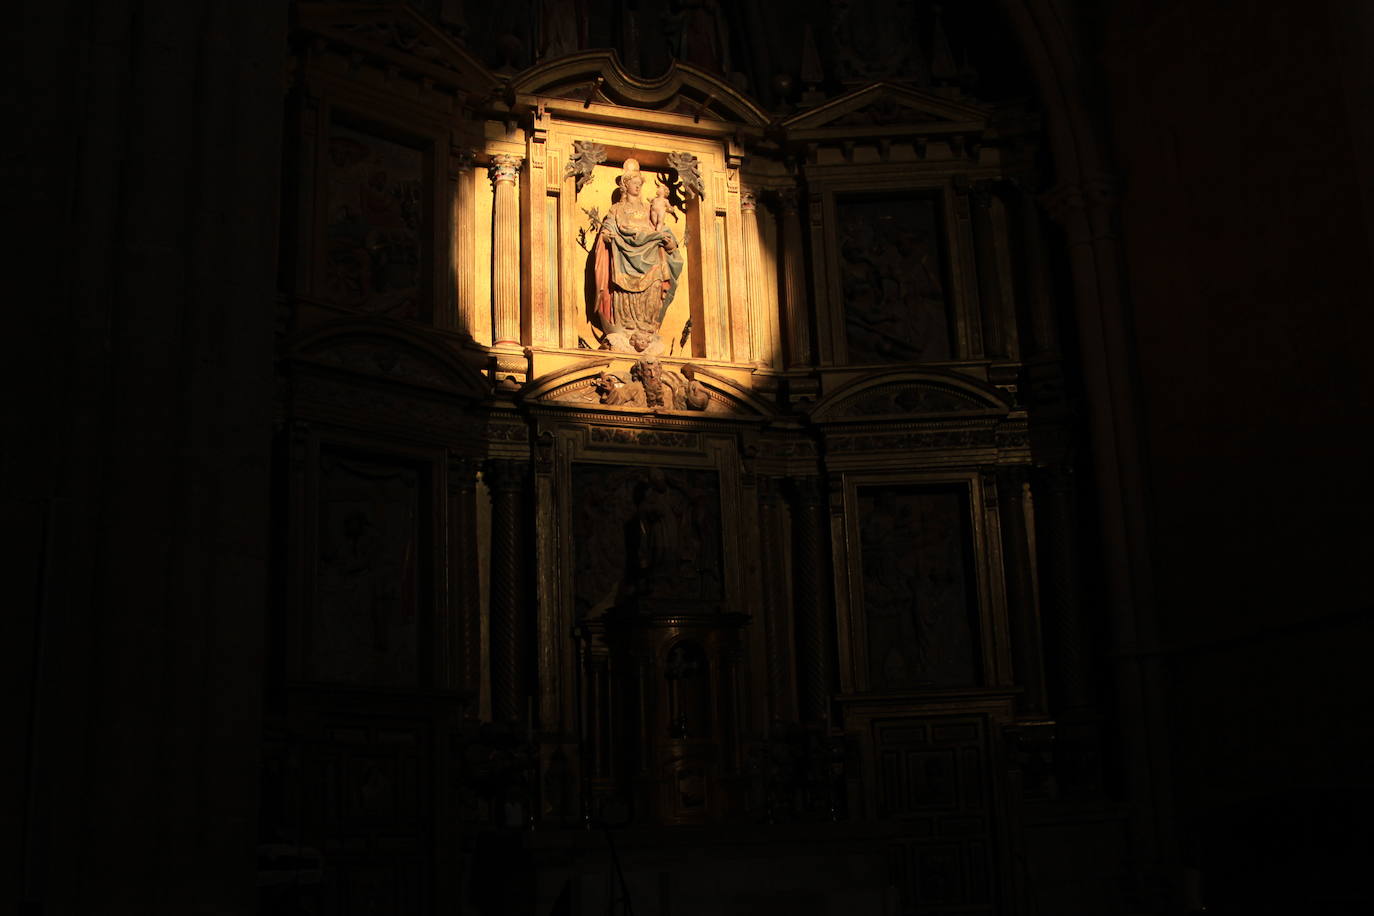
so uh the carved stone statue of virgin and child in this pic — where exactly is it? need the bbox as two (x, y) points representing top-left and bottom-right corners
(593, 158), (684, 355)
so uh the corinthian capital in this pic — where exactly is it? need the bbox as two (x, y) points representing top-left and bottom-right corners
(489, 153), (523, 186)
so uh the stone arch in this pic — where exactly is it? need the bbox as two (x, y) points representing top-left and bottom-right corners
(287, 317), (490, 401)
(809, 368), (1010, 422)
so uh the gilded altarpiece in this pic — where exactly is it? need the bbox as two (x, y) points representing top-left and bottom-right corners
(271, 11), (1078, 911)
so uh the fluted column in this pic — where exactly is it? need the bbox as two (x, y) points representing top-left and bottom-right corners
(448, 145), (477, 334)
(741, 189), (775, 367)
(778, 188), (811, 367)
(791, 477), (834, 724)
(952, 178), (985, 359)
(489, 154), (523, 347)
(485, 458), (528, 725)
(972, 181), (1008, 358)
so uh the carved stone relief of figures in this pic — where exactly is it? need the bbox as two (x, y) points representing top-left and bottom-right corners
(324, 124), (423, 319)
(857, 484), (977, 689)
(571, 463), (723, 617)
(591, 359), (711, 411)
(838, 193), (952, 364)
(314, 451), (421, 686)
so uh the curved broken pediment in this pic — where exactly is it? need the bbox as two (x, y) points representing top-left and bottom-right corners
(809, 369), (1009, 422)
(509, 50), (770, 130)
(287, 319), (490, 400)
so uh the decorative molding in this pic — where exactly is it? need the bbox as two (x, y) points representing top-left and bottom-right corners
(826, 426), (997, 454)
(587, 427), (700, 449)
(484, 419), (530, 443)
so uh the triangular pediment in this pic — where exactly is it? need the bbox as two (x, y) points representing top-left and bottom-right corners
(298, 1), (500, 97)
(782, 82), (989, 134)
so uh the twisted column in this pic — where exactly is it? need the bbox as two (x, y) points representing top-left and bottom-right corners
(791, 477), (834, 724)
(447, 455), (481, 703)
(758, 477), (789, 719)
(485, 458), (528, 725)
(489, 154), (523, 347)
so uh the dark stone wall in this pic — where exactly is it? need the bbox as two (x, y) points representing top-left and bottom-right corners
(1098, 0), (1374, 909)
(9, 2), (288, 913)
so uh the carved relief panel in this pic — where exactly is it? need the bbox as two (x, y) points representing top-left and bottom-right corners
(834, 471), (1010, 695)
(570, 463), (724, 617)
(855, 482), (980, 690)
(285, 9), (488, 335)
(322, 123), (428, 320)
(835, 192), (955, 364)
(313, 448), (426, 686)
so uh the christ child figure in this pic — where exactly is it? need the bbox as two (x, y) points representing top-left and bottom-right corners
(649, 182), (671, 231)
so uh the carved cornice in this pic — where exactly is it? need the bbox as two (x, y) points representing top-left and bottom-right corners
(296, 1), (500, 99)
(587, 427), (701, 450)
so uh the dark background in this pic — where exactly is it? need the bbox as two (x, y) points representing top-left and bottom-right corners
(9, 1), (1373, 913)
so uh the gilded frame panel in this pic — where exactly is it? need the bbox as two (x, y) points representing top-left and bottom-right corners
(833, 468), (1002, 695)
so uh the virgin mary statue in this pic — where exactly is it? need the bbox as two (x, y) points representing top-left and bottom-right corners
(593, 158), (683, 353)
